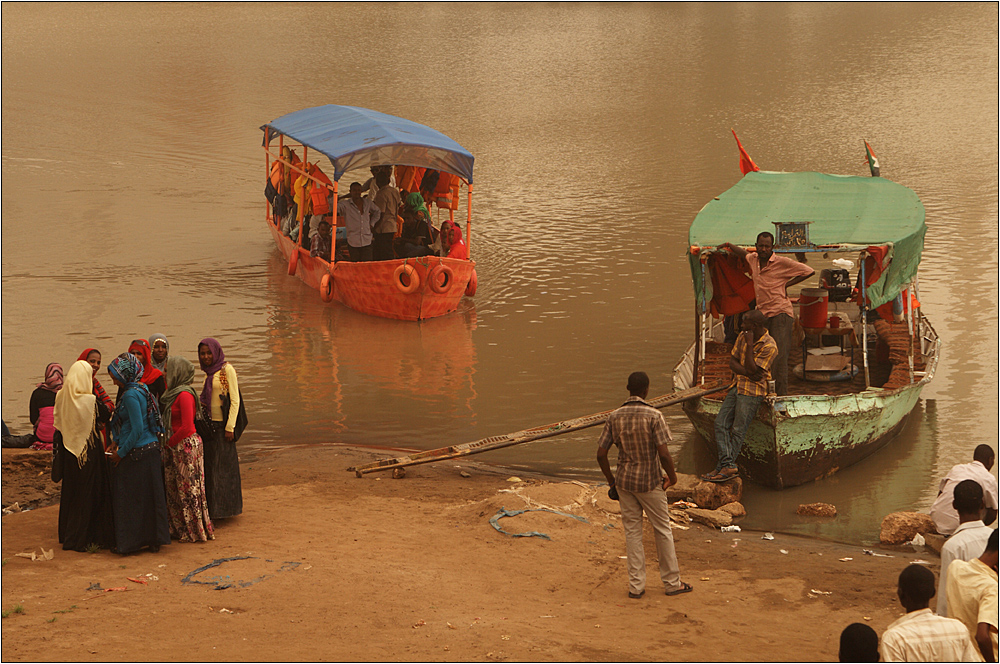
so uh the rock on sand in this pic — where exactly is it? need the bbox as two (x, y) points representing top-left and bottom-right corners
(719, 502), (746, 518)
(686, 507), (733, 528)
(692, 477), (743, 510)
(879, 511), (936, 545)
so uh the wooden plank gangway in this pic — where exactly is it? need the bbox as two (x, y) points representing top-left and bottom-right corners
(350, 382), (728, 477)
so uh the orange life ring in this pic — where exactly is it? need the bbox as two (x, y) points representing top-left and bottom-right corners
(393, 263), (420, 295)
(287, 249), (299, 276)
(320, 273), (334, 302)
(428, 264), (454, 294)
(465, 269), (478, 297)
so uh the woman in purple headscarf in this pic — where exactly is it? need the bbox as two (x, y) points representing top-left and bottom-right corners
(198, 338), (243, 519)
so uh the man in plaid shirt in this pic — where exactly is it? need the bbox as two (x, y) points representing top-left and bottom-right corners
(597, 372), (692, 599)
(702, 310), (777, 483)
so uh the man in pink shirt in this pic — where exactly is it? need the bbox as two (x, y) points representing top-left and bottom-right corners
(720, 232), (814, 396)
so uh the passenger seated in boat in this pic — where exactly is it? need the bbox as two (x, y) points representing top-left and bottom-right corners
(310, 220), (333, 262)
(394, 193), (436, 258)
(440, 219), (468, 260)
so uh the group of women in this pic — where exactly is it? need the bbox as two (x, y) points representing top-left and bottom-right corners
(35, 336), (244, 555)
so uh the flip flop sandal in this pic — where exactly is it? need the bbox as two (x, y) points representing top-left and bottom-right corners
(708, 470), (740, 483)
(628, 590), (645, 599)
(699, 471), (720, 481)
(665, 581), (693, 596)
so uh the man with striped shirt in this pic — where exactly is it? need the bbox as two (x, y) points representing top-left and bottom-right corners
(881, 564), (981, 662)
(702, 309), (777, 483)
(597, 372), (692, 599)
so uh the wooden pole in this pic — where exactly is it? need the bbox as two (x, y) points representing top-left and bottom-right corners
(350, 382), (728, 477)
(466, 183), (473, 258)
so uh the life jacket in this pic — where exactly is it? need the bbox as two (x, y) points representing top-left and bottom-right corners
(395, 165), (426, 195)
(707, 253), (756, 316)
(283, 150), (302, 194)
(293, 171), (312, 222)
(309, 164), (333, 216)
(269, 159), (283, 189)
(432, 172), (460, 211)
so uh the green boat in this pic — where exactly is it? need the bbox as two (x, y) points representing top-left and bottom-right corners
(673, 170), (940, 489)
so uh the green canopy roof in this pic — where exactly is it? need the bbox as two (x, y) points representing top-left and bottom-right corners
(688, 171), (926, 310)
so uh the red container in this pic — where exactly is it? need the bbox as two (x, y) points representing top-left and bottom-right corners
(829, 315), (841, 328)
(799, 288), (829, 328)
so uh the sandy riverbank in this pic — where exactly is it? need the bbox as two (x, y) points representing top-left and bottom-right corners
(2, 445), (941, 662)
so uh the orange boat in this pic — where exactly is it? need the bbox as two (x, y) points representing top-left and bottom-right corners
(261, 105), (478, 321)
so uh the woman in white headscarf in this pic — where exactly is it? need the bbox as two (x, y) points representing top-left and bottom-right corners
(149, 333), (169, 372)
(52, 360), (115, 552)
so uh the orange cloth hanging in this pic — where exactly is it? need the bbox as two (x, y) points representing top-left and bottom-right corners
(707, 253), (756, 316)
(855, 246), (920, 320)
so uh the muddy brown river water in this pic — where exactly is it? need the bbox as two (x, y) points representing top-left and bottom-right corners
(2, 3), (997, 543)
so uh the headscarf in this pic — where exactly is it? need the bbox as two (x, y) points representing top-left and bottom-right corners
(53, 360), (97, 467)
(78, 348), (114, 412)
(148, 333), (169, 372)
(405, 192), (430, 221)
(198, 337), (227, 410)
(128, 339), (165, 387)
(108, 353), (163, 442)
(160, 356), (200, 442)
(37, 363), (64, 392)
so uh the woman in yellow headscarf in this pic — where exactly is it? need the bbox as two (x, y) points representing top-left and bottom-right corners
(52, 360), (115, 552)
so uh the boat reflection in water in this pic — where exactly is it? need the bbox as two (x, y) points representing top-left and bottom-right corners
(736, 398), (940, 545)
(261, 252), (479, 450)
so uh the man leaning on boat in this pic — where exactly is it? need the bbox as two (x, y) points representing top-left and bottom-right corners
(718, 233), (814, 396)
(702, 310), (777, 483)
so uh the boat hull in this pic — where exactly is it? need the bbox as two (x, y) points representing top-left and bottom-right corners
(680, 385), (923, 489)
(269, 221), (474, 321)
(673, 317), (939, 489)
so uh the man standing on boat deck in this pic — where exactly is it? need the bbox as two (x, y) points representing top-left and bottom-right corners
(719, 232), (814, 396)
(701, 310), (777, 483)
(596, 372), (692, 600)
(337, 181), (380, 262)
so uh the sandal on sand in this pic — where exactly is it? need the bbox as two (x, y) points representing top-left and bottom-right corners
(628, 590), (645, 599)
(665, 582), (693, 596)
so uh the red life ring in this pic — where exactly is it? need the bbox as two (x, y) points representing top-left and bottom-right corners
(428, 264), (454, 294)
(465, 269), (478, 297)
(320, 272), (334, 302)
(393, 263), (420, 295)
(287, 249), (299, 276)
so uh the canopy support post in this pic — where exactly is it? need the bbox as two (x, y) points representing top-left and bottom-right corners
(466, 183), (473, 259)
(860, 252), (870, 389)
(905, 279), (914, 384)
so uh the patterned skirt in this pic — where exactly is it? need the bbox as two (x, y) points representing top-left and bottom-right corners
(162, 433), (215, 542)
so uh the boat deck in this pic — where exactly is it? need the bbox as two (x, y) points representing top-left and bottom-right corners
(698, 319), (926, 398)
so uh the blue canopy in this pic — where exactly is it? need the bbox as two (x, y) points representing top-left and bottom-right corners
(262, 105), (474, 184)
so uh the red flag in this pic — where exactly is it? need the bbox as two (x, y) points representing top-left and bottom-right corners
(732, 130), (759, 176)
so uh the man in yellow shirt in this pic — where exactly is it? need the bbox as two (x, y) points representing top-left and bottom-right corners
(702, 310), (777, 483)
(946, 530), (999, 662)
